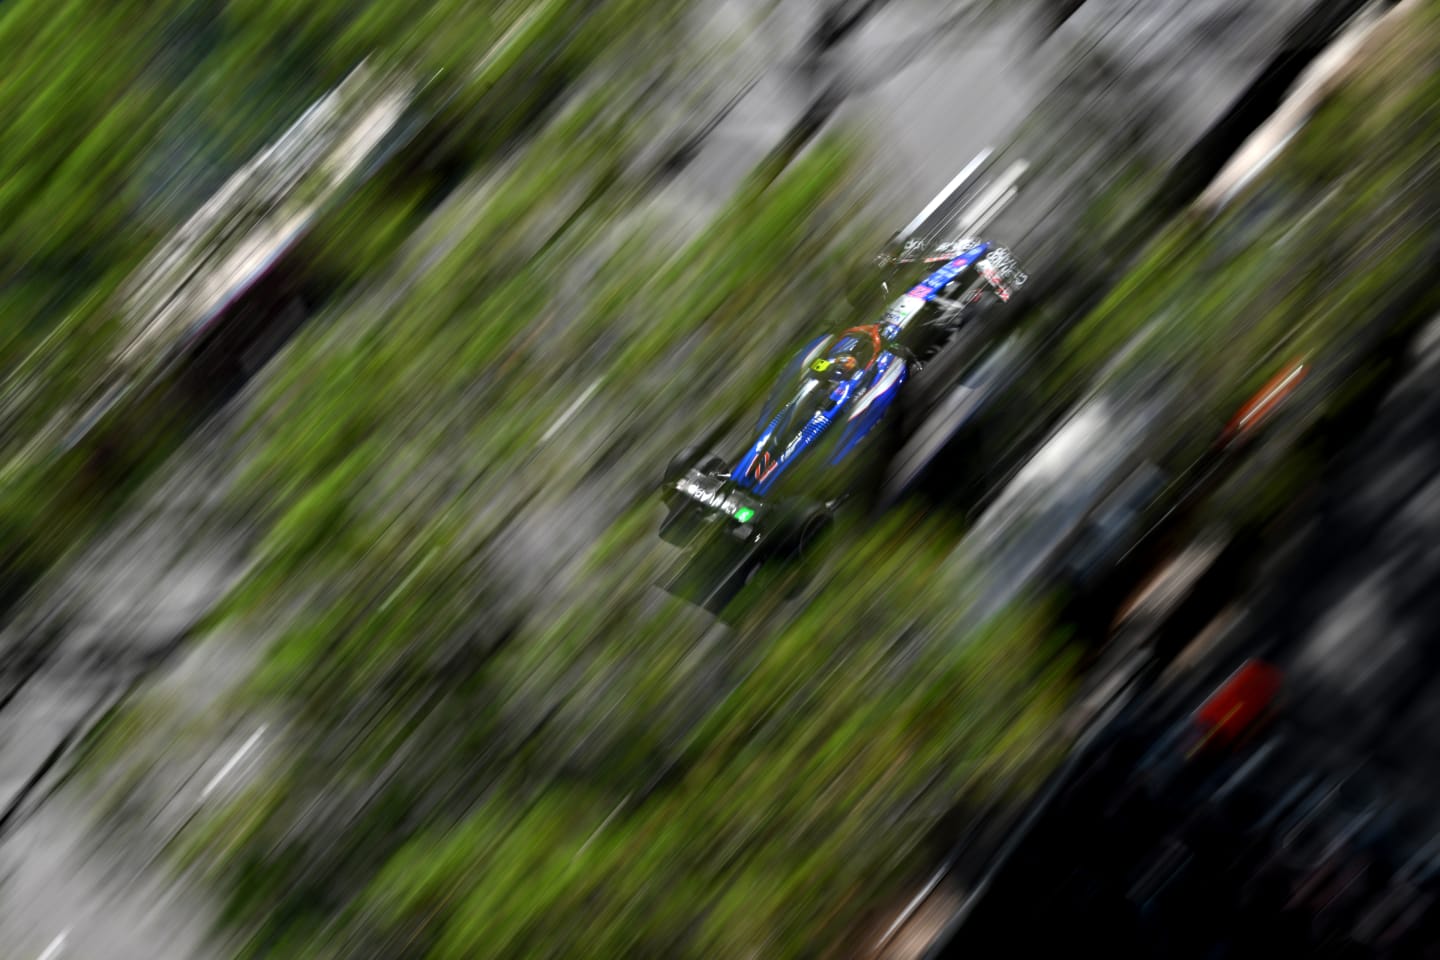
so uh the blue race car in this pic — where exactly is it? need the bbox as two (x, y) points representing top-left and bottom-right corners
(658, 236), (1027, 607)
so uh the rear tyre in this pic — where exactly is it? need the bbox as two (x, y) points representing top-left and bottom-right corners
(664, 451), (726, 508)
(665, 447), (726, 487)
(797, 506), (834, 555)
(775, 502), (834, 560)
(665, 446), (704, 486)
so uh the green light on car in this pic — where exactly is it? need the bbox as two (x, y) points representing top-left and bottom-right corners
(733, 507), (755, 524)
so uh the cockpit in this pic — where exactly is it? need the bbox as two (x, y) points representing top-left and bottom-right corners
(809, 328), (880, 382)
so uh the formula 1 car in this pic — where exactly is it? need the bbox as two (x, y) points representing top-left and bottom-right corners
(657, 152), (1030, 612)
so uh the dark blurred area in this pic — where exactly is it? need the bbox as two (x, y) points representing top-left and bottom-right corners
(1, 0), (1438, 957)
(938, 316), (1440, 959)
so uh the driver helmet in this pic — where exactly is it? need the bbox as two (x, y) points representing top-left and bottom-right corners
(826, 333), (870, 376)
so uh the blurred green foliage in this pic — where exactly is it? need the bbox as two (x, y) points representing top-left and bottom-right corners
(1052, 0), (1440, 481)
(0, 0), (686, 606)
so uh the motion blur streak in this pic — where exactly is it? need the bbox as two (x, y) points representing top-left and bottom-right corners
(0, 0), (1437, 958)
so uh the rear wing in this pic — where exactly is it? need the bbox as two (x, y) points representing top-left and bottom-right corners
(881, 149), (1029, 266)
